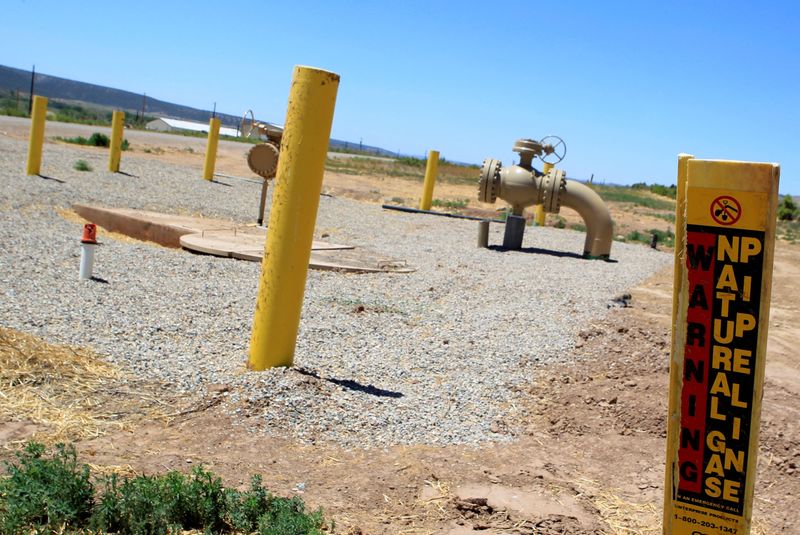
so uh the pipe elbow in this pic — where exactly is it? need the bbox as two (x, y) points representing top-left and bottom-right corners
(560, 180), (613, 259)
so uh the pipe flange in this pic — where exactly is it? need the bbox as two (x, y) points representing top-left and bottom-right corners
(478, 158), (501, 203)
(543, 168), (566, 213)
(247, 142), (280, 179)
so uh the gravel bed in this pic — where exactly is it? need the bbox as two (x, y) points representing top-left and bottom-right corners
(0, 134), (671, 448)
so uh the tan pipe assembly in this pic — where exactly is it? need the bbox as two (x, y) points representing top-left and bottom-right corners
(478, 138), (613, 259)
(560, 179), (613, 258)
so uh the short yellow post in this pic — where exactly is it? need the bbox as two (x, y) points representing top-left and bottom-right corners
(108, 110), (125, 172)
(419, 149), (440, 210)
(535, 162), (553, 225)
(202, 117), (221, 181)
(248, 66), (340, 370)
(25, 95), (48, 175)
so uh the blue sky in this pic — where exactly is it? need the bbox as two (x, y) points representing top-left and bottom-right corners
(3, 1), (798, 193)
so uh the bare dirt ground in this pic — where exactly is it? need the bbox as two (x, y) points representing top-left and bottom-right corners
(1, 119), (798, 534)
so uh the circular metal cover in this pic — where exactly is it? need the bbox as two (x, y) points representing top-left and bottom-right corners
(478, 159), (501, 203)
(247, 142), (279, 179)
(512, 138), (543, 156)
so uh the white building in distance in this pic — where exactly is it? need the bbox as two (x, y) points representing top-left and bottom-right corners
(146, 117), (240, 138)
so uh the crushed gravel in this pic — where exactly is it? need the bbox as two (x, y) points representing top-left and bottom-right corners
(0, 132), (671, 448)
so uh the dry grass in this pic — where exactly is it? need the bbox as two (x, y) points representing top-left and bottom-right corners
(0, 327), (176, 446)
(575, 477), (774, 535)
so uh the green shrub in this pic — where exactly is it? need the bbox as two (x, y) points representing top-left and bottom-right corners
(624, 228), (675, 247)
(87, 132), (110, 147)
(0, 442), (94, 533)
(553, 216), (566, 229)
(74, 159), (92, 171)
(1, 442), (329, 534)
(778, 195), (798, 221)
(431, 198), (468, 210)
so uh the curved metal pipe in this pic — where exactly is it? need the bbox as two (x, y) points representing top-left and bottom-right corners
(560, 179), (613, 259)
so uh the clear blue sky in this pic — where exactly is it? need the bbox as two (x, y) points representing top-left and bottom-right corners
(3, 1), (799, 193)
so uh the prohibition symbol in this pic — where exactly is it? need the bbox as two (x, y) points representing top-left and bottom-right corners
(710, 195), (741, 225)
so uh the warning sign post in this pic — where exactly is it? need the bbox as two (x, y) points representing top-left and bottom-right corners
(663, 157), (780, 534)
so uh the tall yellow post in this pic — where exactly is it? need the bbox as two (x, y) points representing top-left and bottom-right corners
(249, 66), (340, 370)
(25, 95), (48, 175)
(108, 110), (125, 172)
(202, 117), (221, 181)
(663, 157), (780, 535)
(535, 162), (553, 225)
(419, 149), (440, 210)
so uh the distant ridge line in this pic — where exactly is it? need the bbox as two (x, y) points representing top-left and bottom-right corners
(0, 63), (404, 157)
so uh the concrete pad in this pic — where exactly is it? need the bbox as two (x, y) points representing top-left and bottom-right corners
(74, 204), (414, 273)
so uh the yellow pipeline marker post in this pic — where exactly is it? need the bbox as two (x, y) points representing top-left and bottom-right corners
(202, 117), (221, 181)
(535, 161), (553, 225)
(419, 149), (440, 210)
(25, 95), (48, 175)
(108, 110), (125, 172)
(663, 157), (780, 535)
(249, 66), (340, 370)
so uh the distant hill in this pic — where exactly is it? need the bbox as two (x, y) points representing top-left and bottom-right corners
(0, 64), (399, 156)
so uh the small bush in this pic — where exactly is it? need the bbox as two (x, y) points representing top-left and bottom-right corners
(570, 222), (586, 232)
(0, 442), (94, 533)
(553, 216), (566, 229)
(121, 139), (130, 151)
(74, 159), (92, 171)
(778, 195), (798, 221)
(87, 132), (110, 147)
(0, 442), (329, 534)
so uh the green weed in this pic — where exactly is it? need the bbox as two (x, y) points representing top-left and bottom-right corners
(431, 198), (468, 210)
(631, 182), (677, 199)
(57, 132), (130, 151)
(593, 184), (675, 211)
(624, 228), (675, 247)
(0, 442), (329, 535)
(778, 195), (798, 221)
(74, 159), (92, 172)
(0, 442), (94, 534)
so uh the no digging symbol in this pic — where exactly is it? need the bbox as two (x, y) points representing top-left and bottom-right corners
(710, 195), (741, 225)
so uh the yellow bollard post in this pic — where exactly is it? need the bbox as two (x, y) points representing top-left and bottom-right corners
(535, 162), (553, 225)
(202, 117), (221, 181)
(108, 110), (125, 172)
(248, 66), (340, 370)
(25, 95), (48, 175)
(419, 149), (440, 210)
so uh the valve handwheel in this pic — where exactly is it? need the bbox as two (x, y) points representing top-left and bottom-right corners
(539, 135), (567, 164)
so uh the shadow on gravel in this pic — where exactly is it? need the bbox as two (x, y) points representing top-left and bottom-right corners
(210, 180), (233, 188)
(294, 368), (403, 398)
(487, 245), (620, 262)
(115, 171), (138, 178)
(37, 174), (65, 184)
